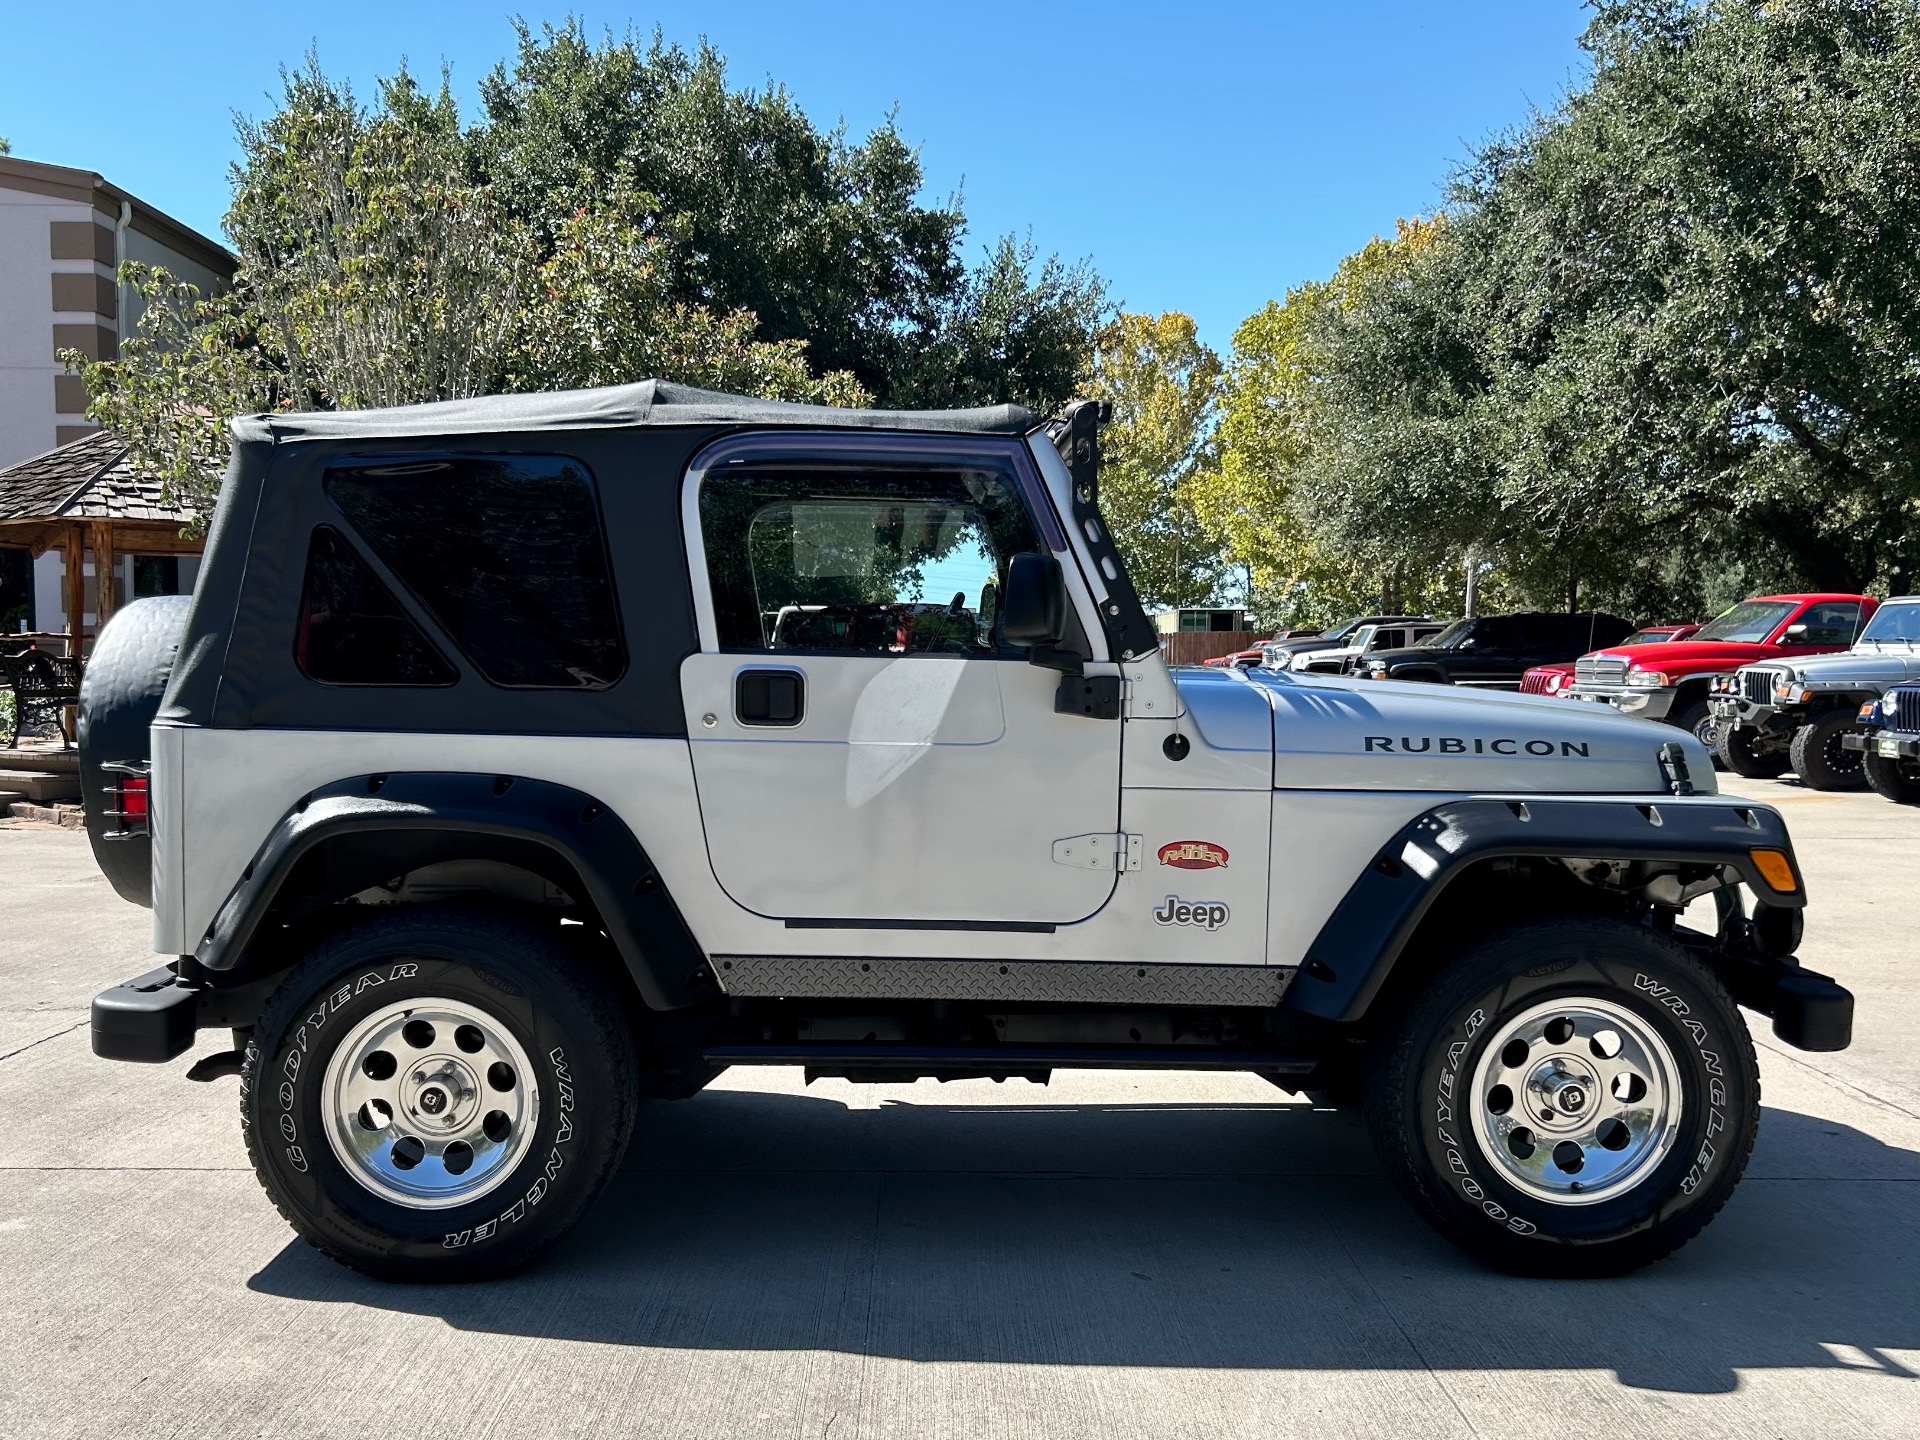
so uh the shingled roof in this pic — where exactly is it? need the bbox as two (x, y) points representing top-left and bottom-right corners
(0, 430), (195, 525)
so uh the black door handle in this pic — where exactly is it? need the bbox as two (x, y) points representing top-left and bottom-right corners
(736, 668), (805, 727)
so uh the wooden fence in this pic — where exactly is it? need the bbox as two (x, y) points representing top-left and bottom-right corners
(1158, 631), (1271, 666)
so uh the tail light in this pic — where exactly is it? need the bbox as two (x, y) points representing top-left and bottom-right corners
(100, 762), (151, 840)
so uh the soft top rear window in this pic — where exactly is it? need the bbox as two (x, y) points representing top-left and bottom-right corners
(324, 454), (626, 690)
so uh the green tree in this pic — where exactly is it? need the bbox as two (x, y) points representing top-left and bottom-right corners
(473, 20), (1103, 409)
(1082, 311), (1224, 610)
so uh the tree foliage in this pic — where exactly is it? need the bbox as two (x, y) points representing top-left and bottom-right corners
(70, 27), (1106, 524)
(1221, 0), (1920, 623)
(1083, 312), (1224, 609)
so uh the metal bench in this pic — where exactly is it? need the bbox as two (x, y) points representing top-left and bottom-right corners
(0, 646), (82, 749)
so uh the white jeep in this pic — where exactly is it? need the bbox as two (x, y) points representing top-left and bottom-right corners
(79, 383), (1851, 1281)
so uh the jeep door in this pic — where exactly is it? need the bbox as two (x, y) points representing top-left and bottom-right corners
(678, 434), (1123, 925)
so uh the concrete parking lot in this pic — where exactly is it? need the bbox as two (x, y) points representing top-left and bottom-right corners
(2, 775), (1916, 1439)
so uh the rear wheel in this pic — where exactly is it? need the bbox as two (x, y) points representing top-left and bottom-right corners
(241, 903), (637, 1281)
(1789, 709), (1868, 791)
(1863, 751), (1920, 804)
(1365, 916), (1759, 1276)
(1717, 723), (1791, 779)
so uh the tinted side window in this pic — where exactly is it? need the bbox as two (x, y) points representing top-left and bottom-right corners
(701, 463), (1043, 656)
(325, 455), (625, 689)
(1798, 602), (1861, 645)
(295, 526), (457, 686)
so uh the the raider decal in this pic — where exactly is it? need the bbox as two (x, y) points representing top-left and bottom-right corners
(1365, 736), (1592, 757)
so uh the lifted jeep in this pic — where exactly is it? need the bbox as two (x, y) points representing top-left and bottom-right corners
(81, 382), (1852, 1281)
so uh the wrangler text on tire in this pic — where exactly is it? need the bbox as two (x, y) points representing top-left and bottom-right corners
(240, 903), (636, 1281)
(1364, 916), (1759, 1277)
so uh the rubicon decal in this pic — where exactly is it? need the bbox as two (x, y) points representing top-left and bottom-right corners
(1159, 840), (1229, 870)
(1364, 736), (1592, 757)
(1153, 896), (1230, 930)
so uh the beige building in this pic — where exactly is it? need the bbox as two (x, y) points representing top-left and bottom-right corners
(0, 155), (233, 467)
(0, 156), (231, 642)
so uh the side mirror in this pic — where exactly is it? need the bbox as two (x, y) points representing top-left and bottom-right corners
(1782, 623), (1808, 641)
(1002, 553), (1067, 649)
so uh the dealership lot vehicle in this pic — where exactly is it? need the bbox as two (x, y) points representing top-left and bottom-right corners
(1290, 620), (1446, 675)
(1712, 596), (1920, 789)
(1359, 611), (1634, 688)
(1571, 594), (1875, 752)
(1519, 624), (1701, 700)
(1841, 679), (1920, 803)
(1259, 614), (1433, 668)
(81, 382), (1849, 1281)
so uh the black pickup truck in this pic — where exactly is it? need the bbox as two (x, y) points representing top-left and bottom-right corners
(1360, 611), (1635, 688)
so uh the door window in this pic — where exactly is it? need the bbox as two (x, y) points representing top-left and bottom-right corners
(1795, 601), (1862, 645)
(701, 464), (1043, 657)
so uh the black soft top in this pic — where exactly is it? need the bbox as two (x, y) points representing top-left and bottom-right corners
(230, 380), (1038, 445)
(164, 380), (1045, 736)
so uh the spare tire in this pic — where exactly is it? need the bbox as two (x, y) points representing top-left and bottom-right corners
(78, 596), (192, 906)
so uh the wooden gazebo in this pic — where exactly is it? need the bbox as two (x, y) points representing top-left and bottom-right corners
(0, 429), (202, 657)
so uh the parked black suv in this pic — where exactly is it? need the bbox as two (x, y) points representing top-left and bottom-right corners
(1360, 612), (1636, 688)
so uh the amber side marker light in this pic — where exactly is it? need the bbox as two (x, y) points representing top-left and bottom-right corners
(1750, 848), (1799, 893)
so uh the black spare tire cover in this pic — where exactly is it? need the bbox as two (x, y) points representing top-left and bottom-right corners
(79, 595), (193, 906)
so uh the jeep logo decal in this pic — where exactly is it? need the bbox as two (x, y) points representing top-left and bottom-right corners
(1153, 896), (1229, 930)
(1159, 840), (1229, 870)
(1364, 736), (1591, 757)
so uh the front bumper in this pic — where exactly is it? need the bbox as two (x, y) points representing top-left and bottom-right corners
(1568, 683), (1677, 720)
(1842, 729), (1920, 760)
(1710, 695), (1799, 732)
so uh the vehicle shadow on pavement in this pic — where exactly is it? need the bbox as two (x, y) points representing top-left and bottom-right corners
(248, 1094), (1920, 1395)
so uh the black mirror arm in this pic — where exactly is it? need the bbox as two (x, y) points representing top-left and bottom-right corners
(1027, 643), (1085, 676)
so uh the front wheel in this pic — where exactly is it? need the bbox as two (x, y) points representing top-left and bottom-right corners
(1863, 750), (1920, 803)
(1717, 723), (1791, 779)
(1365, 916), (1759, 1276)
(1668, 700), (1722, 760)
(1789, 710), (1868, 791)
(241, 904), (637, 1281)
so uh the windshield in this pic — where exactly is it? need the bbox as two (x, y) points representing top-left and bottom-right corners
(1420, 619), (1473, 648)
(1692, 600), (1796, 644)
(1859, 602), (1920, 644)
(1621, 627), (1681, 646)
(1319, 617), (1364, 643)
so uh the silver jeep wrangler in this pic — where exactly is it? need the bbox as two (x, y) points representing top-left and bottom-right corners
(79, 383), (1851, 1280)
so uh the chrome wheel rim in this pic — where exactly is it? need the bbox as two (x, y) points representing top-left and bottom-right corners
(1469, 996), (1682, 1206)
(322, 997), (539, 1209)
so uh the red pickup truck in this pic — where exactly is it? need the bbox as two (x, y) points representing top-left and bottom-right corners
(1566, 593), (1877, 748)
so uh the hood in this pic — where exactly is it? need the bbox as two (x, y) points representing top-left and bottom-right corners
(1586, 640), (1818, 672)
(1748, 646), (1920, 686)
(1191, 668), (1708, 794)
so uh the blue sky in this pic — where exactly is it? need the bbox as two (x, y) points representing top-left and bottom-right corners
(0, 1), (1591, 353)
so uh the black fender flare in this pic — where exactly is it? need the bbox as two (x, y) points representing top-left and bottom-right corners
(193, 772), (716, 1010)
(1282, 796), (1805, 1024)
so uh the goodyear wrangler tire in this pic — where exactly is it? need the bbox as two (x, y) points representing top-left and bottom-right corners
(1364, 916), (1759, 1277)
(241, 903), (636, 1281)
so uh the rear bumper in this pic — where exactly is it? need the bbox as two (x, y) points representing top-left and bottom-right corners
(91, 964), (276, 1063)
(1568, 683), (1677, 720)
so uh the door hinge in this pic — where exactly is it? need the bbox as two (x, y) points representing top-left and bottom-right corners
(1052, 832), (1143, 871)
(1056, 673), (1123, 719)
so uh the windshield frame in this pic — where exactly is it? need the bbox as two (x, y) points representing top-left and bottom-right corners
(1690, 600), (1798, 645)
(1858, 600), (1920, 645)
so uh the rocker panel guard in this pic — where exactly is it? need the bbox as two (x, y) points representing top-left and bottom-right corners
(1284, 797), (1805, 1024)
